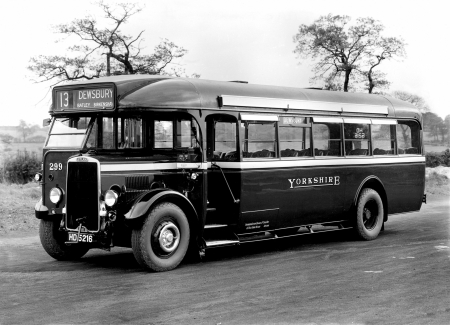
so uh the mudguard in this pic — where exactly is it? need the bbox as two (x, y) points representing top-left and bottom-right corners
(124, 189), (199, 224)
(354, 176), (388, 221)
(35, 198), (49, 220)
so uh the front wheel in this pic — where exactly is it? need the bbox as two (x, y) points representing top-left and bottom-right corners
(39, 219), (90, 260)
(131, 202), (190, 272)
(354, 188), (384, 241)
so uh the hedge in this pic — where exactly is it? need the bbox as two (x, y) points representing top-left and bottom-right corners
(425, 149), (450, 167)
(0, 150), (41, 184)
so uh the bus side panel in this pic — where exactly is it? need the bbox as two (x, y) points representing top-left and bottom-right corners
(342, 162), (425, 215)
(206, 169), (241, 225)
(239, 166), (345, 233)
(383, 162), (425, 214)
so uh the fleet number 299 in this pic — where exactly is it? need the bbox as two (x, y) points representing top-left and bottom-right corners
(49, 163), (63, 171)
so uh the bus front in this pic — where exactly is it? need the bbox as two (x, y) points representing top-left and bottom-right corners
(35, 79), (205, 271)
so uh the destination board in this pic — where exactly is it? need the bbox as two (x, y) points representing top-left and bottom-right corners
(279, 116), (306, 125)
(55, 87), (115, 110)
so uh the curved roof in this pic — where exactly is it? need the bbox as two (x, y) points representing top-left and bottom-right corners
(62, 75), (421, 120)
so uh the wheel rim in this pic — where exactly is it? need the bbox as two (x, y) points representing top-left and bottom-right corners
(155, 221), (180, 254)
(363, 199), (379, 230)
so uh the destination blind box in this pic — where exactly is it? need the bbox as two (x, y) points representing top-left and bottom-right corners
(53, 85), (116, 111)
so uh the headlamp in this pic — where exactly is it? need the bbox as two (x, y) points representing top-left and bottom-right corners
(34, 173), (42, 182)
(49, 187), (63, 204)
(104, 190), (119, 207)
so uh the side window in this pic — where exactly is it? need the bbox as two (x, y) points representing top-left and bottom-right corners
(279, 117), (311, 157)
(176, 119), (201, 148)
(154, 120), (173, 148)
(241, 121), (276, 158)
(372, 124), (396, 155)
(86, 120), (98, 149)
(85, 117), (114, 149)
(102, 118), (114, 149)
(214, 121), (237, 160)
(344, 123), (370, 156)
(397, 121), (421, 154)
(177, 120), (192, 147)
(118, 118), (143, 148)
(313, 123), (342, 156)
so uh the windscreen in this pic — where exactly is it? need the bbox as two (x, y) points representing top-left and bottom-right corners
(46, 117), (93, 148)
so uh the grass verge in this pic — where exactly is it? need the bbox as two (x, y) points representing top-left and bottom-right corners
(0, 183), (41, 233)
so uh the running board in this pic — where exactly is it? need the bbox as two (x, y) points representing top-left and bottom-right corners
(205, 239), (240, 248)
(203, 224), (352, 248)
(204, 224), (228, 229)
(239, 225), (353, 244)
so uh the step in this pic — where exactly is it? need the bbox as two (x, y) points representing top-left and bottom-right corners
(205, 239), (240, 248)
(204, 223), (228, 229)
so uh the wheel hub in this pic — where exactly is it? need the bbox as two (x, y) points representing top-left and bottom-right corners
(157, 222), (180, 253)
(363, 201), (378, 230)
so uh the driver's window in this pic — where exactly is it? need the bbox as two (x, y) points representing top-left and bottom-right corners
(118, 117), (143, 148)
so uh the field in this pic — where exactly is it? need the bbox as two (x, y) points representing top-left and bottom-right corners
(425, 143), (449, 153)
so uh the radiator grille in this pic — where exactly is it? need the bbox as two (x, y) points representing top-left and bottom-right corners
(66, 162), (99, 231)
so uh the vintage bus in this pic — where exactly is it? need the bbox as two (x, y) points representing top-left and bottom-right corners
(35, 75), (425, 272)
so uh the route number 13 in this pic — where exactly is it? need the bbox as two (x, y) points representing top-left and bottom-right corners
(59, 92), (69, 108)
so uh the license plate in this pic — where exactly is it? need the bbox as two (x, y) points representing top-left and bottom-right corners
(68, 232), (93, 243)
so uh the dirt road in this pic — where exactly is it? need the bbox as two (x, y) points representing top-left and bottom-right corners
(0, 197), (449, 324)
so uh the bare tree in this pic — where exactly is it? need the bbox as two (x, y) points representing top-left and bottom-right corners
(293, 14), (405, 93)
(391, 91), (447, 143)
(28, 2), (197, 86)
(391, 91), (429, 113)
(359, 37), (406, 93)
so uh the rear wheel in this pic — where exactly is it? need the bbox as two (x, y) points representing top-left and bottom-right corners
(354, 188), (384, 241)
(39, 218), (90, 260)
(132, 202), (190, 272)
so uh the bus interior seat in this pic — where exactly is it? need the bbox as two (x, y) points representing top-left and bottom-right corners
(373, 148), (386, 155)
(314, 148), (323, 156)
(405, 147), (418, 154)
(213, 151), (223, 160)
(327, 149), (339, 156)
(298, 148), (311, 156)
(224, 151), (237, 160)
(281, 149), (298, 157)
(349, 149), (368, 156)
(252, 150), (275, 158)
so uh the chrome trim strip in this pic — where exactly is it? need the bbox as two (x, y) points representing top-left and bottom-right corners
(371, 118), (397, 125)
(209, 156), (425, 169)
(343, 118), (372, 124)
(241, 113), (278, 121)
(101, 162), (208, 172)
(221, 95), (389, 114)
(100, 157), (424, 172)
(312, 117), (343, 123)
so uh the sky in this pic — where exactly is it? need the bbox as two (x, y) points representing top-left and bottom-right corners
(0, 0), (449, 126)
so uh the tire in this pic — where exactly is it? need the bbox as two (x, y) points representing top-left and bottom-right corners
(354, 188), (384, 241)
(39, 219), (90, 260)
(131, 202), (190, 272)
